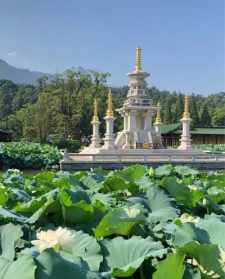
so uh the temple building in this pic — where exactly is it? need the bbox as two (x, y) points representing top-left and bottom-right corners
(161, 125), (225, 147)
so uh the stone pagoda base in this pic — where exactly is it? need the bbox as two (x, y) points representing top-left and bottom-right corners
(60, 148), (225, 171)
(60, 147), (225, 171)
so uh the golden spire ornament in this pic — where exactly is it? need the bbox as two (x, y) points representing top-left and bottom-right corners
(155, 102), (162, 124)
(106, 89), (114, 117)
(135, 47), (142, 72)
(92, 98), (99, 122)
(183, 95), (190, 118)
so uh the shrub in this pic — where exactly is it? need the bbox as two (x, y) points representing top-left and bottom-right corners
(0, 142), (61, 169)
(55, 138), (81, 152)
(48, 135), (81, 152)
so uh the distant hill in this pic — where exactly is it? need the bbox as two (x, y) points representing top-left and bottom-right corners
(0, 59), (50, 84)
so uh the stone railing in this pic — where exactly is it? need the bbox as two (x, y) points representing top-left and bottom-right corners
(63, 152), (225, 163)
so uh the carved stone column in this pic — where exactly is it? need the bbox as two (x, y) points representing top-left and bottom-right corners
(90, 99), (101, 148)
(178, 96), (192, 150)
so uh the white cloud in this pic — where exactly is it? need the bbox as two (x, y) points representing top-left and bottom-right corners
(7, 51), (17, 57)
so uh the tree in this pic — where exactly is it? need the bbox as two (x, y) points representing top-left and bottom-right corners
(212, 107), (225, 126)
(0, 70), (224, 143)
(174, 94), (184, 122)
(0, 80), (18, 117)
(200, 105), (211, 127)
(190, 95), (200, 127)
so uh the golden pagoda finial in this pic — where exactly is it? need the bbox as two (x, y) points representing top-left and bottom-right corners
(155, 102), (162, 124)
(106, 89), (114, 117)
(92, 98), (99, 122)
(135, 47), (142, 72)
(183, 95), (190, 118)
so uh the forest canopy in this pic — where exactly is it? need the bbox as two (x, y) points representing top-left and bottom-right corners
(0, 69), (224, 143)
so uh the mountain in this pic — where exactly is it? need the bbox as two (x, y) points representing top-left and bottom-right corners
(0, 59), (50, 84)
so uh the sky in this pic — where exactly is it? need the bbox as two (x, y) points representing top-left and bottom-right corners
(0, 0), (224, 95)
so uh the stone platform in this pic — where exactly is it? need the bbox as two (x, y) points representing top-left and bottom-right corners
(60, 149), (225, 171)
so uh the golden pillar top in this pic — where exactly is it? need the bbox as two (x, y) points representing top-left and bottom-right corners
(92, 98), (99, 122)
(135, 47), (142, 72)
(106, 89), (114, 117)
(183, 95), (190, 118)
(155, 102), (162, 124)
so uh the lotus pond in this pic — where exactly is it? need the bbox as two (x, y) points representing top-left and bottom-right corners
(0, 165), (224, 279)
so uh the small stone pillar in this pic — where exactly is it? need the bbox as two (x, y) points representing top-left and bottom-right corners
(90, 99), (101, 148)
(102, 90), (116, 150)
(144, 110), (152, 131)
(178, 96), (192, 150)
(154, 102), (162, 145)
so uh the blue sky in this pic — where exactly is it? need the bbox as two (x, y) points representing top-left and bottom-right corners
(0, 0), (224, 94)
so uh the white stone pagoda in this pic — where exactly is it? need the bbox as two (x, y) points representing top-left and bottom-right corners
(61, 47), (211, 170)
(115, 47), (162, 149)
(81, 47), (164, 154)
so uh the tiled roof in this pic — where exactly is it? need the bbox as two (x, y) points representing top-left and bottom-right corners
(190, 128), (225, 135)
(160, 123), (181, 134)
(161, 124), (225, 135)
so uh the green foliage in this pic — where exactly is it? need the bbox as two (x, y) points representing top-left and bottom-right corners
(147, 186), (178, 224)
(0, 254), (36, 279)
(0, 165), (223, 278)
(95, 207), (143, 239)
(153, 251), (185, 279)
(0, 75), (224, 143)
(50, 137), (81, 152)
(35, 249), (101, 279)
(0, 70), (110, 142)
(199, 105), (211, 127)
(0, 142), (60, 169)
(103, 236), (166, 277)
(71, 231), (103, 271)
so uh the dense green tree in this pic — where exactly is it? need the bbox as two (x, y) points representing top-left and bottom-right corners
(200, 104), (211, 127)
(190, 95), (200, 127)
(212, 106), (225, 126)
(0, 80), (18, 117)
(0, 71), (224, 143)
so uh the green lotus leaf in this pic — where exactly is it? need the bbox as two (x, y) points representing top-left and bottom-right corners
(180, 241), (225, 278)
(59, 190), (106, 228)
(35, 249), (101, 279)
(153, 251), (185, 279)
(0, 185), (9, 206)
(14, 196), (47, 215)
(0, 254), (36, 279)
(155, 165), (174, 177)
(117, 165), (146, 182)
(0, 223), (23, 260)
(26, 196), (61, 225)
(160, 177), (202, 208)
(103, 236), (166, 277)
(174, 166), (199, 177)
(146, 186), (178, 224)
(103, 165), (146, 193)
(196, 215), (225, 250)
(95, 207), (143, 239)
(103, 175), (130, 192)
(0, 207), (26, 223)
(207, 187), (225, 204)
(173, 223), (209, 247)
(71, 231), (103, 271)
